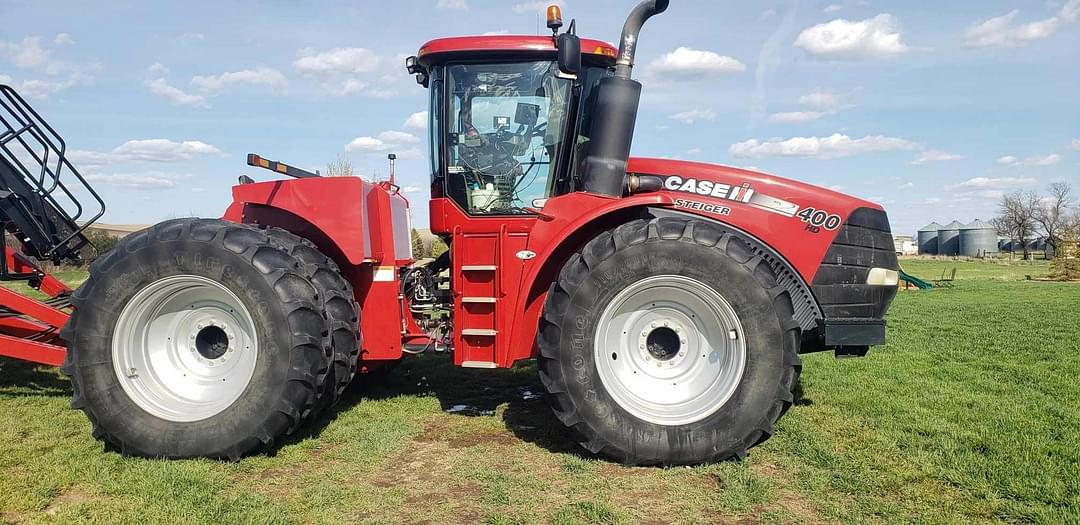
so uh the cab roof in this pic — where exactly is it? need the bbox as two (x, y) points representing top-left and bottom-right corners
(417, 35), (617, 66)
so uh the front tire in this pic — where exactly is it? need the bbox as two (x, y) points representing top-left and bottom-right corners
(61, 219), (331, 459)
(537, 218), (802, 465)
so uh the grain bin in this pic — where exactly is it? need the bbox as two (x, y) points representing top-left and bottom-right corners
(917, 222), (942, 254)
(937, 221), (963, 256)
(959, 219), (997, 257)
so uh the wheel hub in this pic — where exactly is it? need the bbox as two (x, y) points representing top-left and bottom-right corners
(194, 323), (230, 360)
(594, 275), (747, 426)
(112, 275), (258, 422)
(644, 325), (682, 361)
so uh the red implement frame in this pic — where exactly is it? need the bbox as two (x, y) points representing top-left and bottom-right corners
(0, 248), (72, 366)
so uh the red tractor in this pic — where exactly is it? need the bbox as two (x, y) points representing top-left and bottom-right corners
(1, 1), (899, 465)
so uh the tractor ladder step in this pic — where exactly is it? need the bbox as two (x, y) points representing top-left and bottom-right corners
(461, 328), (497, 336)
(460, 265), (497, 271)
(461, 297), (497, 304)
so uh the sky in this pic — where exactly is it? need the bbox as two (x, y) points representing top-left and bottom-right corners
(1, 0), (1078, 236)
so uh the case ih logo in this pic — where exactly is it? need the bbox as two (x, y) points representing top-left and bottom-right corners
(663, 176), (755, 203)
(662, 175), (842, 231)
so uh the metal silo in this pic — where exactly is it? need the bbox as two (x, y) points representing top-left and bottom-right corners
(959, 219), (997, 257)
(917, 222), (941, 255)
(937, 220), (963, 256)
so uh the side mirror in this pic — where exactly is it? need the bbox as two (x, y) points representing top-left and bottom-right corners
(556, 33), (581, 76)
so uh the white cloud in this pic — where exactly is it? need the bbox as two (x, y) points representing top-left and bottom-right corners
(824, 4), (843, 13)
(0, 36), (100, 98)
(377, 130), (420, 144)
(346, 130), (420, 154)
(963, 0), (1080, 48)
(513, 1), (564, 14)
(799, 89), (840, 109)
(912, 150), (965, 164)
(669, 108), (717, 124)
(769, 111), (827, 123)
(1072, 138), (1080, 151)
(998, 153), (1063, 166)
(948, 176), (1038, 191)
(2, 36), (50, 70)
(147, 62), (169, 75)
(4, 77), (81, 100)
(1027, 153), (1062, 166)
(794, 14), (912, 59)
(482, 30), (512, 36)
(294, 47), (381, 75)
(293, 47), (396, 98)
(404, 111), (428, 130)
(83, 173), (178, 189)
(109, 139), (222, 162)
(437, 0), (468, 9)
(761, 8), (777, 19)
(649, 47), (746, 77)
(730, 133), (919, 159)
(191, 68), (287, 94)
(54, 33), (74, 45)
(768, 89), (852, 123)
(686, 148), (703, 155)
(899, 182), (916, 189)
(145, 78), (209, 108)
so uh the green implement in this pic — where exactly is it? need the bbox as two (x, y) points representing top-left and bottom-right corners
(899, 268), (933, 290)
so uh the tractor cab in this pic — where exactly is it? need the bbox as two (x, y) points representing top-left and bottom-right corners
(409, 24), (619, 226)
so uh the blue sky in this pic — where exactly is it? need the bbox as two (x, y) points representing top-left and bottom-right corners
(2, 0), (1077, 235)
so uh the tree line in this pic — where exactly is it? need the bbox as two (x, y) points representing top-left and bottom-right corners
(993, 182), (1078, 260)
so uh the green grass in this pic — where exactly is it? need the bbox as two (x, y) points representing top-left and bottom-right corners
(1, 261), (1077, 524)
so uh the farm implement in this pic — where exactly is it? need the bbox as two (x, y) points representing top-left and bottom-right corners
(0, 1), (899, 465)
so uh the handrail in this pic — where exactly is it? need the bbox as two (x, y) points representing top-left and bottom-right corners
(0, 84), (106, 262)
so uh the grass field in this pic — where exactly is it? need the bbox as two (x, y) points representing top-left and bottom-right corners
(1, 258), (1077, 524)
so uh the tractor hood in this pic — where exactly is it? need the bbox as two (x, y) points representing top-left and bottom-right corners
(626, 156), (888, 282)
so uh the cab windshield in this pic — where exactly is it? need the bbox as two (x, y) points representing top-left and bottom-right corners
(445, 61), (571, 214)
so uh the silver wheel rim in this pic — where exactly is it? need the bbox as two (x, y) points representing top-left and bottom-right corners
(112, 275), (258, 422)
(594, 275), (747, 426)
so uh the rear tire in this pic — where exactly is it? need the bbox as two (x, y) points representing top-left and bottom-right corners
(263, 227), (360, 418)
(61, 218), (331, 459)
(536, 218), (802, 465)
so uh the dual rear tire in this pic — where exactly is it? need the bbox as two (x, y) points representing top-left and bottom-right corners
(61, 219), (359, 459)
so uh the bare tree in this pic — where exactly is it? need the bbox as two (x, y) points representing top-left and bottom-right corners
(1034, 182), (1074, 255)
(995, 190), (1040, 260)
(326, 154), (354, 177)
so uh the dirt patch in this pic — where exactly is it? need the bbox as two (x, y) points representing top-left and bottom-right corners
(1, 510), (29, 524)
(368, 429), (483, 523)
(43, 486), (91, 516)
(750, 462), (833, 524)
(414, 417), (517, 449)
(244, 442), (342, 498)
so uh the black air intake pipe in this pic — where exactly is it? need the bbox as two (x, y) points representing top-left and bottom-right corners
(580, 0), (669, 197)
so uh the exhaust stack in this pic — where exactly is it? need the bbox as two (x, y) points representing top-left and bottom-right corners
(614, 0), (670, 80)
(580, 0), (670, 197)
